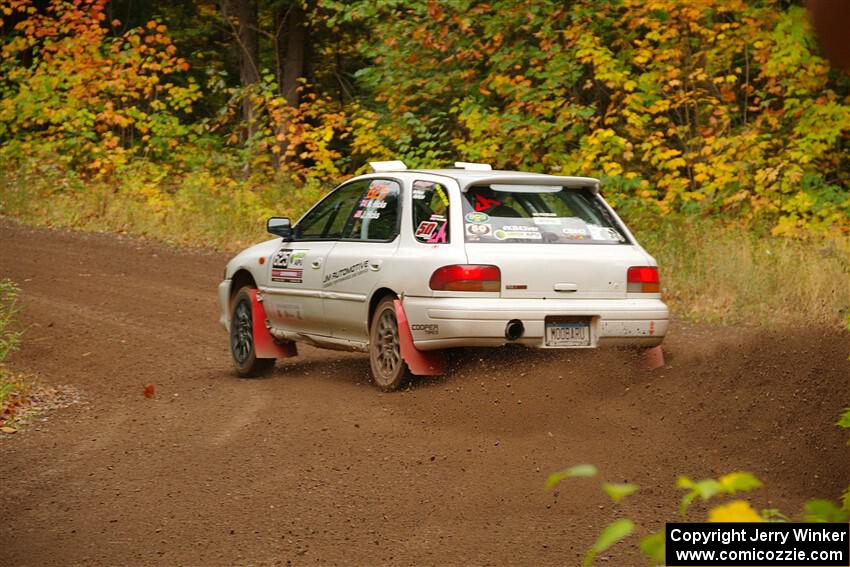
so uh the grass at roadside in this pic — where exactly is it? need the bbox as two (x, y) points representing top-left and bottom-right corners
(0, 162), (324, 251)
(2, 167), (848, 329)
(0, 279), (27, 430)
(634, 218), (850, 328)
(0, 279), (82, 431)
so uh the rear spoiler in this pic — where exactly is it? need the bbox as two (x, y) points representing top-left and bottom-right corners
(458, 175), (600, 194)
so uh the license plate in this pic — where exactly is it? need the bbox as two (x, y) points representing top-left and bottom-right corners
(545, 319), (591, 347)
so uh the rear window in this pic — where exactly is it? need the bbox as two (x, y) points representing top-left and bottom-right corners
(462, 184), (629, 244)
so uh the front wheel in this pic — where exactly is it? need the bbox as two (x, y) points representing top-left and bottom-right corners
(230, 286), (275, 378)
(369, 297), (409, 391)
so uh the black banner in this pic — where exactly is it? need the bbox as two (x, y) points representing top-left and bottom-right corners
(666, 523), (850, 566)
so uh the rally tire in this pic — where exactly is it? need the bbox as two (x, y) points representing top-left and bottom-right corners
(369, 296), (409, 391)
(230, 286), (275, 378)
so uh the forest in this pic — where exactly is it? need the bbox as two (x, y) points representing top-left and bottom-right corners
(1, 2), (850, 563)
(0, 0), (848, 326)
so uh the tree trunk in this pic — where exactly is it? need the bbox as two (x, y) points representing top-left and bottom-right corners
(276, 2), (307, 106)
(273, 1), (309, 167)
(230, 0), (260, 141)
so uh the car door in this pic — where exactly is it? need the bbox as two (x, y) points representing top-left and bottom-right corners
(262, 182), (364, 337)
(321, 178), (402, 343)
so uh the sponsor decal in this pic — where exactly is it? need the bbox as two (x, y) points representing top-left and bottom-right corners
(434, 184), (450, 206)
(473, 194), (502, 211)
(323, 260), (369, 288)
(465, 211), (489, 223)
(351, 180), (395, 220)
(427, 222), (448, 243)
(353, 209), (381, 220)
(271, 248), (305, 283)
(429, 214), (446, 221)
(272, 268), (304, 282)
(465, 223), (491, 236)
(562, 227), (589, 240)
(494, 229), (543, 240)
(587, 224), (624, 242)
(359, 198), (388, 209)
(532, 217), (561, 226)
(366, 181), (391, 200)
(607, 227), (625, 241)
(412, 189), (427, 200)
(411, 323), (439, 335)
(271, 248), (291, 267)
(532, 212), (557, 217)
(501, 225), (539, 231)
(289, 250), (306, 268)
(273, 302), (303, 321)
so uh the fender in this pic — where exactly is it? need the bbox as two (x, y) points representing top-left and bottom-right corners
(251, 289), (298, 359)
(393, 299), (446, 376)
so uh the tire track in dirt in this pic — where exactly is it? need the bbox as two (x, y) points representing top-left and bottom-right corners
(1, 218), (848, 566)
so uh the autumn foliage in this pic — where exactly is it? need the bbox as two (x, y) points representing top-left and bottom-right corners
(337, 0), (850, 236)
(1, 0), (849, 238)
(0, 0), (198, 172)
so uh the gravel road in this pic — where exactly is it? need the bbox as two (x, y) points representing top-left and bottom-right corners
(1, 218), (847, 566)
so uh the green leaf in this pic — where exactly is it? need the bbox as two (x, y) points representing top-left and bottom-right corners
(677, 472), (763, 515)
(762, 508), (791, 521)
(719, 472), (763, 494)
(545, 464), (598, 491)
(639, 530), (665, 565)
(602, 482), (639, 503)
(584, 519), (634, 566)
(837, 408), (850, 430)
(803, 499), (849, 522)
(678, 477), (722, 515)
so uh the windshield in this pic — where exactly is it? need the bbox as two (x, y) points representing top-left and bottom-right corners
(461, 184), (629, 244)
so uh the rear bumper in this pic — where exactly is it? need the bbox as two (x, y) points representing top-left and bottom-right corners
(401, 296), (668, 350)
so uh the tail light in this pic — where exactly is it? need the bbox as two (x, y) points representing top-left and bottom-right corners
(429, 265), (501, 292)
(627, 266), (660, 293)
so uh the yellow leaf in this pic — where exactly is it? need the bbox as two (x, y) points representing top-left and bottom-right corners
(708, 500), (762, 522)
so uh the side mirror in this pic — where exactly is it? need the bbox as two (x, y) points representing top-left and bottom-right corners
(267, 217), (292, 240)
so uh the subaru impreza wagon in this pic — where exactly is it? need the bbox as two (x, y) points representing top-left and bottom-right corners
(219, 161), (668, 390)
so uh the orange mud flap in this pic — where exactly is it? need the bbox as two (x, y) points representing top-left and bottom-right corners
(250, 289), (297, 359)
(393, 299), (446, 376)
(641, 345), (665, 371)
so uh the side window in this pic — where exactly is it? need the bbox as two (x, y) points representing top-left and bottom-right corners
(342, 179), (401, 241)
(411, 180), (450, 244)
(294, 181), (367, 240)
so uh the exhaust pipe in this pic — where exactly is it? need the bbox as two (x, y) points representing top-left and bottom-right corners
(505, 319), (524, 341)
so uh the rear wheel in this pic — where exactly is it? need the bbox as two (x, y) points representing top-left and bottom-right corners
(369, 296), (409, 391)
(230, 286), (275, 378)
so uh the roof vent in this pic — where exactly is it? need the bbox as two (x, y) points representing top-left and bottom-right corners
(454, 161), (492, 171)
(369, 160), (407, 172)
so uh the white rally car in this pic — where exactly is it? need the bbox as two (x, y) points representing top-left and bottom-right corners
(219, 161), (668, 390)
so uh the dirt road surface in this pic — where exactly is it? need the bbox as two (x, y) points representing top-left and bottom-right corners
(1, 218), (848, 566)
